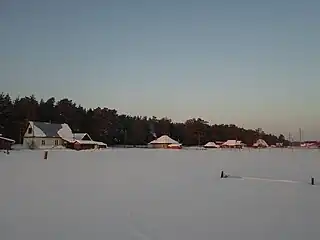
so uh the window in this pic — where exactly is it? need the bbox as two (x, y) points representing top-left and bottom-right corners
(28, 128), (32, 134)
(41, 140), (45, 145)
(55, 140), (59, 146)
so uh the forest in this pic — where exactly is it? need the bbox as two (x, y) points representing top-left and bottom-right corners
(0, 93), (287, 146)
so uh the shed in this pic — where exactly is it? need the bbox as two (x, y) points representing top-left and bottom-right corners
(0, 135), (15, 150)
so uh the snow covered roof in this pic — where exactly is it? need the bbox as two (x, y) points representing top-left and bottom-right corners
(63, 138), (107, 146)
(0, 136), (15, 143)
(253, 139), (269, 147)
(74, 133), (92, 141)
(222, 140), (242, 146)
(149, 135), (179, 145)
(75, 140), (107, 146)
(204, 142), (219, 148)
(27, 121), (73, 139)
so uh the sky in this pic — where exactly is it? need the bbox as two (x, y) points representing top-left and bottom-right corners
(1, 0), (320, 140)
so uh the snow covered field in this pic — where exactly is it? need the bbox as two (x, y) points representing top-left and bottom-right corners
(1, 148), (320, 240)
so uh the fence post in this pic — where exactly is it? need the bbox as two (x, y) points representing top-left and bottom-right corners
(44, 151), (48, 160)
(311, 177), (315, 185)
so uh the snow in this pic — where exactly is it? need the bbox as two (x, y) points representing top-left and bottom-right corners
(57, 124), (74, 139)
(1, 148), (320, 240)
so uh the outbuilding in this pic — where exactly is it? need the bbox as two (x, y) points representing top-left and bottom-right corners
(149, 135), (180, 149)
(0, 134), (15, 150)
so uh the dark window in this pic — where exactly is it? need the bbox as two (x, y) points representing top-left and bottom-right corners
(41, 140), (45, 145)
(55, 140), (59, 145)
(28, 128), (32, 134)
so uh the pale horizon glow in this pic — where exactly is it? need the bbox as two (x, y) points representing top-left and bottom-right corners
(1, 0), (320, 140)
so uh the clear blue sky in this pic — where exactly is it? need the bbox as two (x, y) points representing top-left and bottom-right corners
(1, 0), (320, 139)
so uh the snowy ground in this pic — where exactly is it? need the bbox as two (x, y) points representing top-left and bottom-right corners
(1, 148), (320, 240)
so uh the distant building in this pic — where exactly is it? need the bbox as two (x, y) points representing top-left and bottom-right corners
(253, 139), (269, 148)
(221, 140), (243, 149)
(204, 142), (220, 148)
(301, 141), (319, 149)
(149, 135), (180, 149)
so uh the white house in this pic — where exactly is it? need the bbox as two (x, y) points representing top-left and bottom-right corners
(23, 121), (107, 150)
(23, 121), (74, 149)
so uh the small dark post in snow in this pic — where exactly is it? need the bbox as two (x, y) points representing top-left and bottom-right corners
(311, 177), (315, 185)
(44, 151), (48, 160)
(220, 171), (224, 178)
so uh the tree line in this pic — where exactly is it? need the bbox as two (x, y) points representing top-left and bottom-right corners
(0, 93), (288, 146)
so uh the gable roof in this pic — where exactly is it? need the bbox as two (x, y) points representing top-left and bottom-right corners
(27, 121), (73, 139)
(149, 135), (179, 144)
(253, 139), (269, 147)
(74, 133), (92, 141)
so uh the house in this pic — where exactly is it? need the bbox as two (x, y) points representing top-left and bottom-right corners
(149, 135), (180, 148)
(0, 134), (15, 150)
(23, 121), (73, 149)
(204, 141), (220, 148)
(253, 139), (269, 148)
(23, 121), (107, 150)
(221, 140), (243, 149)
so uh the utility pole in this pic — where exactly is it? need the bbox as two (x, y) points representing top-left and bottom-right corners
(288, 132), (292, 148)
(124, 129), (127, 147)
(299, 128), (302, 144)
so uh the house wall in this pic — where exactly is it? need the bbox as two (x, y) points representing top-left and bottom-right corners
(0, 139), (14, 150)
(150, 143), (170, 149)
(23, 137), (63, 149)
